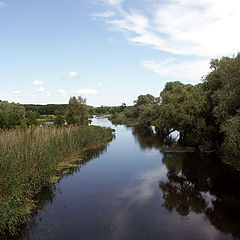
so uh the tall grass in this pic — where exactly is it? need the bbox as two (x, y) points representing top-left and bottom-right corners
(0, 125), (113, 235)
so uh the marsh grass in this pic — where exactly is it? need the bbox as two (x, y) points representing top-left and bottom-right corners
(0, 125), (113, 235)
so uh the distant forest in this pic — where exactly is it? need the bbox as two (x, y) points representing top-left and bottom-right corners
(23, 103), (125, 115)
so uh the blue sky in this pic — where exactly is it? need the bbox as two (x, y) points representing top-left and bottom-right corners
(0, 0), (239, 106)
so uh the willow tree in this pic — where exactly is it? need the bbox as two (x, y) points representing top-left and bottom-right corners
(154, 81), (209, 146)
(65, 96), (88, 126)
(203, 53), (240, 167)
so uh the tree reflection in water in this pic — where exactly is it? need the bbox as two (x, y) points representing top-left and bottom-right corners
(131, 126), (175, 151)
(131, 126), (240, 239)
(160, 152), (240, 239)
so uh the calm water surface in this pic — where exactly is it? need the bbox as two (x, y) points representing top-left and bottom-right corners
(19, 117), (240, 240)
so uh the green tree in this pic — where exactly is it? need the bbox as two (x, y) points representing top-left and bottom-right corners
(155, 82), (209, 146)
(26, 111), (38, 126)
(54, 110), (65, 126)
(65, 96), (88, 125)
(133, 94), (158, 118)
(0, 100), (26, 129)
(133, 94), (156, 106)
(202, 53), (240, 164)
(119, 103), (126, 112)
(203, 54), (240, 123)
(221, 111), (240, 169)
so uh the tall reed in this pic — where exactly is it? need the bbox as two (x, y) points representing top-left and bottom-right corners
(0, 125), (113, 235)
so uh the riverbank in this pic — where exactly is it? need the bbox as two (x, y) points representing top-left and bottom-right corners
(0, 125), (114, 235)
(108, 113), (138, 127)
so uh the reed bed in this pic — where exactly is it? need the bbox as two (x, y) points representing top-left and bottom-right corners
(0, 125), (113, 235)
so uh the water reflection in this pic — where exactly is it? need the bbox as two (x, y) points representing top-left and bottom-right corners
(160, 152), (240, 239)
(132, 126), (175, 151)
(118, 165), (167, 204)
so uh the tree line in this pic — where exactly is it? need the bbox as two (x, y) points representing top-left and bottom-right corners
(0, 96), (90, 129)
(0, 95), (128, 130)
(109, 53), (240, 169)
(23, 103), (126, 116)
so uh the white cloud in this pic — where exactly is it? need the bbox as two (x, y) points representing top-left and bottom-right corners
(64, 71), (80, 80)
(118, 165), (168, 204)
(105, 0), (123, 6)
(0, 2), (6, 8)
(12, 90), (21, 94)
(37, 87), (45, 92)
(97, 0), (240, 57)
(77, 89), (98, 95)
(141, 58), (210, 84)
(57, 89), (67, 96)
(33, 80), (44, 85)
(92, 11), (115, 18)
(108, 12), (149, 35)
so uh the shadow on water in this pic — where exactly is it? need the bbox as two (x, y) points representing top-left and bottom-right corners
(160, 153), (240, 239)
(2, 143), (111, 240)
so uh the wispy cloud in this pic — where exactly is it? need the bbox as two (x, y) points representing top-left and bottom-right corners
(0, 2), (6, 8)
(105, 0), (123, 6)
(95, 0), (240, 57)
(77, 89), (98, 95)
(92, 11), (115, 19)
(63, 71), (80, 80)
(33, 80), (44, 85)
(141, 58), (210, 83)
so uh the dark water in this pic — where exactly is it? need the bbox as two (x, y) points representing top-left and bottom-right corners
(18, 117), (240, 239)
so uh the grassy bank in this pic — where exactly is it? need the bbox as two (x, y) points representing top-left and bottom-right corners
(0, 125), (113, 235)
(108, 112), (138, 127)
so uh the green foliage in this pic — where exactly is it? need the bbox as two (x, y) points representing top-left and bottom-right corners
(92, 105), (125, 114)
(109, 94), (159, 127)
(109, 110), (138, 126)
(54, 110), (65, 126)
(155, 82), (209, 146)
(134, 94), (156, 106)
(221, 111), (240, 169)
(0, 125), (113, 235)
(0, 101), (26, 129)
(133, 94), (159, 118)
(204, 53), (240, 123)
(26, 111), (38, 126)
(202, 53), (240, 166)
(138, 104), (159, 127)
(23, 104), (68, 115)
(65, 96), (88, 126)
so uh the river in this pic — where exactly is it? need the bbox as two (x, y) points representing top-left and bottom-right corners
(18, 116), (240, 240)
